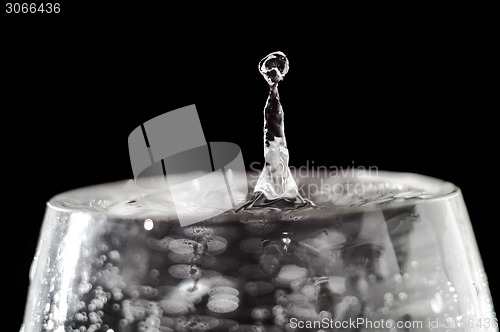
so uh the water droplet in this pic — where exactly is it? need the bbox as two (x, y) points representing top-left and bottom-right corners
(239, 51), (311, 209)
(282, 233), (292, 251)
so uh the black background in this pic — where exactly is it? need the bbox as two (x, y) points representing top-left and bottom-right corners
(2, 5), (497, 330)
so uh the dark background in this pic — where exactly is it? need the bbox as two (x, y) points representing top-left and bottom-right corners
(2, 5), (497, 330)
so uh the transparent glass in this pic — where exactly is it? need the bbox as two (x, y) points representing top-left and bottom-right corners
(21, 172), (497, 331)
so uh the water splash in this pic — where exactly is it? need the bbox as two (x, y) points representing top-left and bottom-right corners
(239, 51), (311, 210)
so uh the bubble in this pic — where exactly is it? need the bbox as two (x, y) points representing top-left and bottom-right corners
(288, 305), (315, 318)
(334, 296), (361, 321)
(160, 299), (189, 315)
(207, 298), (239, 313)
(276, 265), (308, 284)
(273, 304), (287, 316)
(251, 307), (271, 320)
(398, 292), (408, 301)
(168, 238), (199, 255)
(301, 284), (315, 298)
(275, 289), (288, 305)
(183, 225), (214, 237)
(168, 264), (202, 279)
(209, 286), (239, 296)
(98, 243), (109, 252)
(89, 312), (99, 323)
(206, 236), (228, 255)
(145, 316), (161, 328)
(140, 285), (158, 298)
(274, 315), (286, 326)
(77, 282), (92, 295)
(210, 293), (239, 303)
(112, 288), (123, 301)
(207, 276), (239, 289)
(150, 269), (159, 278)
(327, 276), (346, 295)
(168, 251), (196, 263)
(147, 237), (174, 251)
(319, 310), (332, 320)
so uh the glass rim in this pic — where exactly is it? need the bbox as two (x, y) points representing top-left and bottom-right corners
(46, 171), (461, 220)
